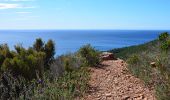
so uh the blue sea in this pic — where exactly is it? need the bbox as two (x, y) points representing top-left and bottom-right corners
(0, 30), (169, 55)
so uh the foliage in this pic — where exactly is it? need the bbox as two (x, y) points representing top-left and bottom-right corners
(112, 32), (170, 99)
(0, 38), (55, 80)
(110, 40), (158, 59)
(44, 40), (55, 68)
(33, 38), (55, 69)
(158, 32), (169, 41)
(0, 63), (89, 100)
(158, 32), (170, 52)
(33, 38), (44, 52)
(127, 54), (140, 65)
(0, 72), (27, 100)
(78, 44), (100, 67)
(26, 67), (89, 100)
(0, 39), (92, 100)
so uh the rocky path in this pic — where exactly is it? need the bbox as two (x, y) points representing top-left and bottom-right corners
(82, 59), (156, 100)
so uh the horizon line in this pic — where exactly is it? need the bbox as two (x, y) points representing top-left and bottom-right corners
(0, 29), (170, 31)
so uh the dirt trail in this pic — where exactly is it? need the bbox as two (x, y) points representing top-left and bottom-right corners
(82, 59), (156, 100)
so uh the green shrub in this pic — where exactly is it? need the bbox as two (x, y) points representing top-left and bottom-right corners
(0, 44), (13, 58)
(44, 40), (55, 68)
(160, 41), (169, 51)
(60, 53), (84, 72)
(0, 38), (55, 80)
(160, 39), (170, 52)
(127, 54), (140, 65)
(78, 44), (100, 67)
(33, 38), (44, 52)
(33, 39), (55, 69)
(0, 39), (93, 100)
(159, 32), (169, 41)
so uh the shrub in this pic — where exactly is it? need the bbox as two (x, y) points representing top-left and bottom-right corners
(78, 44), (100, 67)
(0, 39), (92, 100)
(44, 40), (55, 68)
(50, 57), (64, 78)
(33, 38), (44, 52)
(0, 44), (13, 58)
(0, 38), (54, 80)
(60, 53), (84, 72)
(16, 67), (89, 100)
(160, 41), (169, 51)
(159, 32), (169, 41)
(0, 72), (27, 100)
(33, 39), (55, 69)
(158, 32), (170, 52)
(127, 54), (140, 65)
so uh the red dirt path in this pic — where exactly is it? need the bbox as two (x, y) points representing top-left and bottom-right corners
(82, 59), (156, 100)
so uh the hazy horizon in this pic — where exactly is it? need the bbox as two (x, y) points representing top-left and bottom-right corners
(0, 28), (170, 31)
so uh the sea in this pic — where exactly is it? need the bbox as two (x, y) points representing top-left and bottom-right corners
(0, 30), (169, 56)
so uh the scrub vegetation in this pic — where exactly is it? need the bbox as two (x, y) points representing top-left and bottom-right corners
(0, 39), (100, 100)
(111, 32), (170, 100)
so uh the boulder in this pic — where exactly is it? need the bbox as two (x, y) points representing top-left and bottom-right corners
(100, 52), (116, 60)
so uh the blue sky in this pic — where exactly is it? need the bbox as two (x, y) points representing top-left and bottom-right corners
(0, 0), (170, 30)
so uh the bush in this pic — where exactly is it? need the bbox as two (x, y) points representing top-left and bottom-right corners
(50, 57), (64, 78)
(160, 39), (170, 52)
(44, 40), (55, 68)
(127, 54), (140, 65)
(0, 40), (93, 100)
(0, 38), (55, 80)
(0, 52), (90, 100)
(33, 38), (44, 52)
(78, 44), (100, 67)
(17, 67), (89, 100)
(33, 39), (55, 69)
(0, 72), (27, 100)
(159, 32), (169, 41)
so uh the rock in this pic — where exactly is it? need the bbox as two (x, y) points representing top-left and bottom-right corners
(100, 52), (116, 60)
(105, 93), (112, 97)
(120, 60), (124, 63)
(150, 62), (156, 68)
(134, 94), (144, 100)
(122, 96), (130, 100)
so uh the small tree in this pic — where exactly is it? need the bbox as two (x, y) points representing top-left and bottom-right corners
(159, 32), (169, 41)
(33, 38), (44, 52)
(44, 40), (55, 69)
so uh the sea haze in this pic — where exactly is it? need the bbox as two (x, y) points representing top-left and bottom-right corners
(0, 30), (169, 55)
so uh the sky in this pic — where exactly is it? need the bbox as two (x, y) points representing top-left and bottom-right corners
(0, 0), (170, 30)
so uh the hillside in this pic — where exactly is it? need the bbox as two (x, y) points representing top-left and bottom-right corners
(109, 32), (170, 100)
(110, 40), (159, 59)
